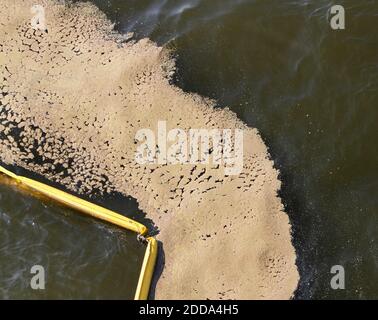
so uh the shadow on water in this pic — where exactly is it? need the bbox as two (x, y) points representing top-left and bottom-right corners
(93, 191), (160, 237)
(149, 241), (165, 300)
(275, 151), (315, 299)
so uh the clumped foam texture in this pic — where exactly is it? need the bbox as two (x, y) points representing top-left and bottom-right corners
(0, 0), (299, 299)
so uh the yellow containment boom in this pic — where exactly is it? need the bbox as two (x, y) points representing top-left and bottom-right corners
(0, 165), (157, 300)
(135, 236), (158, 300)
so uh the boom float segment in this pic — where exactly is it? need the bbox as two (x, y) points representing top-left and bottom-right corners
(135, 237), (158, 300)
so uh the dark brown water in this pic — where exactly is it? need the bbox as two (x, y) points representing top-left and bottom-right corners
(0, 0), (377, 299)
(0, 175), (145, 299)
